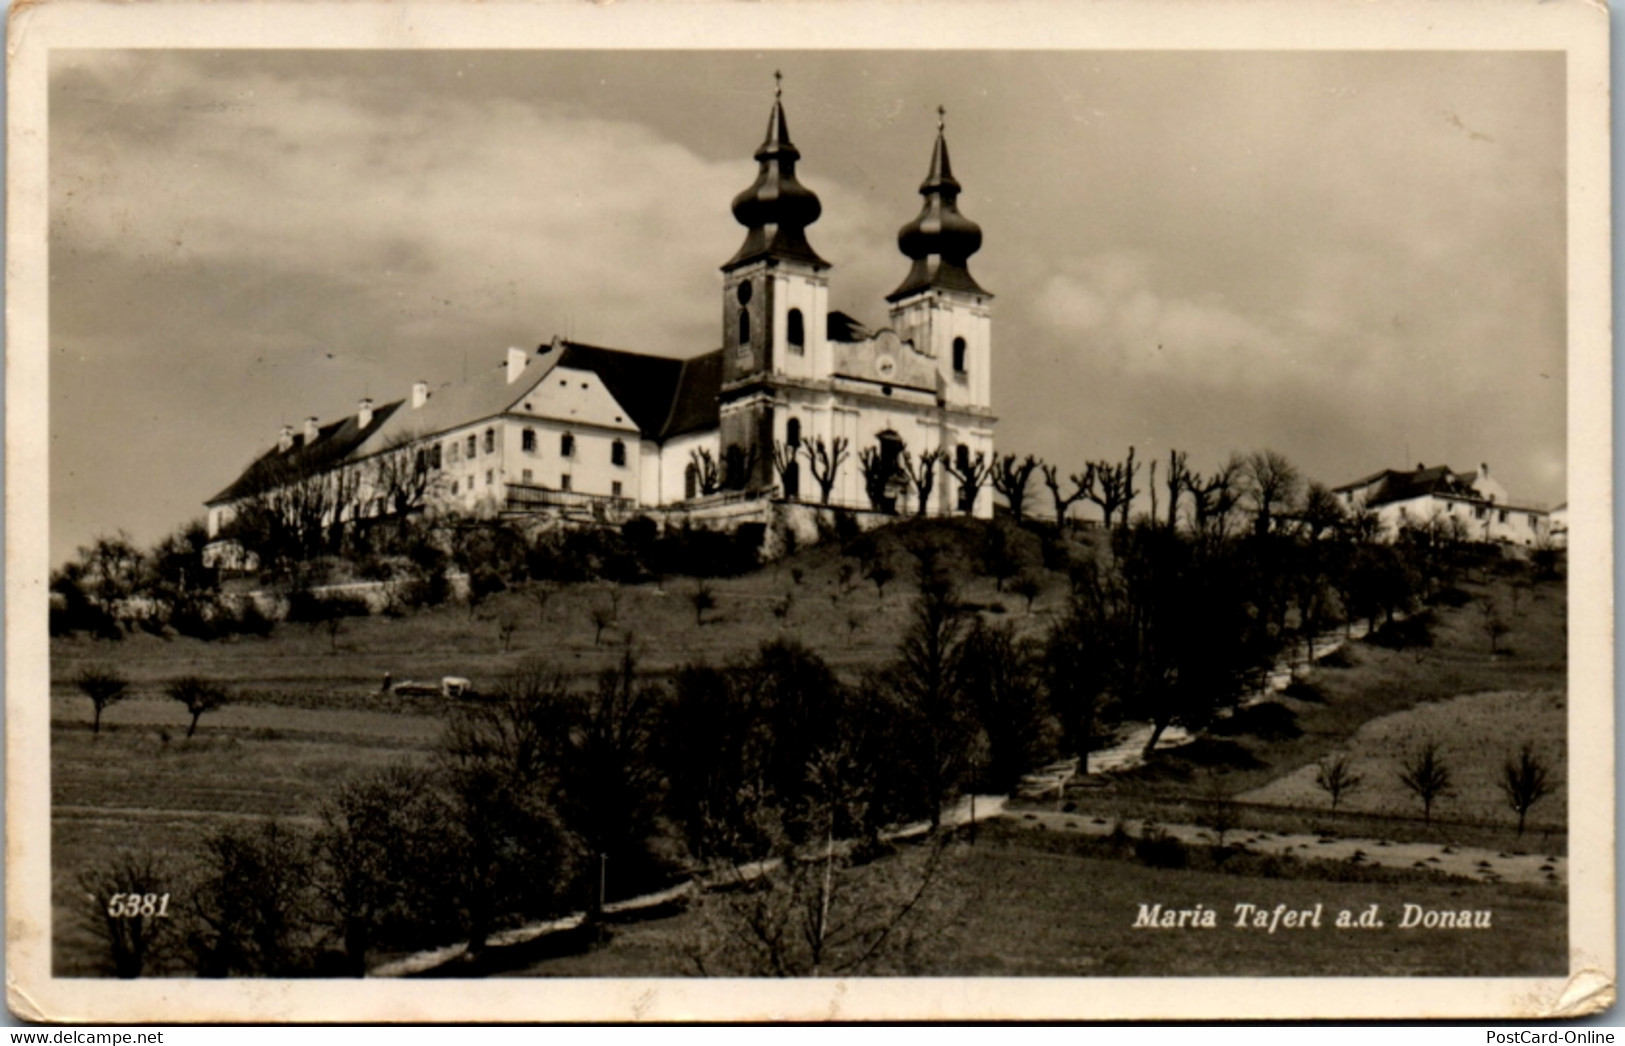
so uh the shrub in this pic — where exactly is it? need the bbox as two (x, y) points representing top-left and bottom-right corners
(1369, 613), (1435, 650)
(1134, 824), (1189, 869)
(1210, 701), (1301, 740)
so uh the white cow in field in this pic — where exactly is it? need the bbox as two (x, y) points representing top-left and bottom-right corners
(441, 676), (473, 699)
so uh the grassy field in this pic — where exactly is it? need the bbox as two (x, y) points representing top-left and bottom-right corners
(48, 525), (1568, 977)
(50, 527), (1061, 704)
(517, 822), (1566, 978)
(1059, 572), (1568, 849)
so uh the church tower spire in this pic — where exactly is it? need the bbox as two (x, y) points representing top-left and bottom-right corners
(888, 108), (988, 301)
(724, 71), (828, 271)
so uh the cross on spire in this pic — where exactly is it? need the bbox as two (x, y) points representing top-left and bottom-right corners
(774, 69), (783, 99)
(937, 105), (946, 132)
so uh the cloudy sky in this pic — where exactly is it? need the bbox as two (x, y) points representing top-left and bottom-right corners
(48, 48), (1566, 563)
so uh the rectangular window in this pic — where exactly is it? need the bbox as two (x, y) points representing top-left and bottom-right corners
(486, 470), (494, 486)
(431, 444), (443, 469)
(522, 468), (533, 483)
(561, 474), (572, 491)
(522, 429), (536, 453)
(449, 442), (461, 464)
(612, 481), (623, 498)
(483, 429), (495, 455)
(466, 435), (477, 458)
(451, 480), (459, 494)
(1499, 509), (1509, 524)
(611, 440), (626, 466)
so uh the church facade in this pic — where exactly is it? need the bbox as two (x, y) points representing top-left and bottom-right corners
(205, 89), (997, 550)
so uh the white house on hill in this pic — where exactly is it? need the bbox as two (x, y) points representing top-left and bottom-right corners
(1332, 462), (1552, 547)
(204, 88), (999, 555)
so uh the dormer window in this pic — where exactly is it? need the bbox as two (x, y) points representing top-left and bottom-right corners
(952, 336), (968, 374)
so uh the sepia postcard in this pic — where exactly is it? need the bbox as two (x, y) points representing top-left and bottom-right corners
(6, 0), (1613, 1023)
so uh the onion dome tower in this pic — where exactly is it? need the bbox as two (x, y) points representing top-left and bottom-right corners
(724, 73), (829, 271)
(888, 107), (988, 301)
(887, 107), (995, 512)
(718, 73), (833, 493)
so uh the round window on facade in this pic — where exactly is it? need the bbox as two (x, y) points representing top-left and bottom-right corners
(736, 281), (753, 306)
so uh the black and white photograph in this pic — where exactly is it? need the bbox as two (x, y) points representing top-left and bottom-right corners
(7, 0), (1613, 1023)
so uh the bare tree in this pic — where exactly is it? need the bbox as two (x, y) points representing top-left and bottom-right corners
(1164, 450), (1188, 530)
(803, 437), (850, 506)
(496, 613), (520, 652)
(991, 454), (1040, 523)
(1242, 449), (1304, 537)
(371, 429), (444, 527)
(1009, 569), (1044, 613)
(1040, 463), (1089, 526)
(74, 664), (130, 735)
(1083, 452), (1136, 530)
(690, 579), (716, 626)
(165, 675), (230, 738)
(1313, 753), (1364, 811)
(1183, 455), (1245, 542)
(1480, 598), (1511, 654)
(945, 450), (993, 516)
(688, 448), (723, 497)
(590, 605), (615, 646)
(858, 445), (901, 513)
(691, 830), (965, 977)
(1397, 739), (1453, 825)
(78, 849), (180, 977)
(523, 580), (552, 625)
(770, 440), (801, 497)
(901, 447), (945, 518)
(1500, 743), (1556, 836)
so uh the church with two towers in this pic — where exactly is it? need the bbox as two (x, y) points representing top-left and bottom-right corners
(205, 84), (999, 546)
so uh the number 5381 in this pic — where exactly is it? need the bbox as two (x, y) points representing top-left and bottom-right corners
(106, 893), (170, 918)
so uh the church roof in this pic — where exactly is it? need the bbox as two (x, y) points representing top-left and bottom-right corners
(205, 400), (403, 505)
(208, 339), (722, 505)
(658, 349), (724, 440)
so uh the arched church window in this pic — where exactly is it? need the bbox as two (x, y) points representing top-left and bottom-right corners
(736, 281), (753, 306)
(738, 309), (751, 352)
(953, 337), (968, 374)
(956, 443), (970, 473)
(786, 418), (801, 448)
(788, 309), (805, 353)
(611, 439), (626, 466)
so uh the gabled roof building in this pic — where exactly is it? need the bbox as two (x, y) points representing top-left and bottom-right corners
(205, 85), (998, 552)
(1332, 462), (1553, 547)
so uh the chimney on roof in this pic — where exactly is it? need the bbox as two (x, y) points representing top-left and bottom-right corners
(358, 398), (373, 428)
(278, 425), (295, 453)
(304, 416), (320, 444)
(412, 380), (430, 409)
(1479, 462), (1489, 478)
(507, 346), (529, 384)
